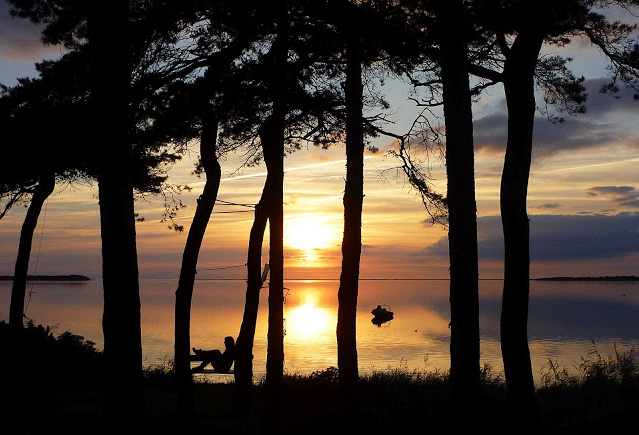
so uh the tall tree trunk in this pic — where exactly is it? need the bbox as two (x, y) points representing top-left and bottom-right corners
(9, 173), (55, 329)
(233, 174), (270, 415)
(337, 2), (363, 387)
(264, 2), (287, 428)
(264, 113), (286, 429)
(175, 113), (221, 416)
(89, 1), (143, 423)
(500, 29), (544, 418)
(434, 0), (480, 405)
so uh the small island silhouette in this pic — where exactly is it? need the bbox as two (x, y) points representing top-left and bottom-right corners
(0, 274), (90, 281)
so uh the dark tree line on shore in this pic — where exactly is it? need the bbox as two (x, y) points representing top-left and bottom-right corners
(1, 0), (638, 430)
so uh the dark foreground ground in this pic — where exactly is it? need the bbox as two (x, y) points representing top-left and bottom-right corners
(1, 321), (637, 434)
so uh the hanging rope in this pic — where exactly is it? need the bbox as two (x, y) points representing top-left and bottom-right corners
(24, 198), (49, 315)
(215, 199), (255, 208)
(211, 199), (256, 214)
(197, 263), (247, 271)
(211, 210), (254, 214)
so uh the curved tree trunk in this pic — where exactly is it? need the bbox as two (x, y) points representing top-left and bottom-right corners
(4, 174), (54, 435)
(233, 175), (270, 414)
(500, 29), (544, 418)
(337, 3), (363, 387)
(9, 173), (55, 329)
(175, 113), (221, 416)
(434, 0), (480, 406)
(234, 6), (287, 420)
(89, 1), (143, 423)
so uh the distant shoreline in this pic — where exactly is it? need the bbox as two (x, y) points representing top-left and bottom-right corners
(534, 276), (639, 282)
(0, 275), (91, 281)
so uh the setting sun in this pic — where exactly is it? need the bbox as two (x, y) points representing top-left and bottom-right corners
(284, 216), (340, 252)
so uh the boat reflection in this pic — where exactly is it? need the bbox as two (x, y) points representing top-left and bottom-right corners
(371, 316), (392, 327)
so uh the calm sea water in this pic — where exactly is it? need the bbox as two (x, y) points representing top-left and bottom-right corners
(1, 279), (637, 383)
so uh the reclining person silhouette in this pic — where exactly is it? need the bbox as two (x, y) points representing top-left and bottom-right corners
(192, 336), (236, 373)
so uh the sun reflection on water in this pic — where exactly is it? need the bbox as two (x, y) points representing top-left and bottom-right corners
(285, 303), (334, 342)
(5, 279), (637, 381)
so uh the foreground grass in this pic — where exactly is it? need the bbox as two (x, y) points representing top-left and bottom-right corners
(537, 346), (639, 434)
(1, 321), (637, 434)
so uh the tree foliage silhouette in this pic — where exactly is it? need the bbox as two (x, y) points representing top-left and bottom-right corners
(5, 0), (210, 423)
(228, 0), (346, 414)
(4, 0), (638, 427)
(169, 3), (267, 415)
(377, 0), (482, 404)
(0, 43), (189, 334)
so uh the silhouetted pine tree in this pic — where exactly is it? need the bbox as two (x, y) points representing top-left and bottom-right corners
(87, 1), (144, 423)
(6, 0), (205, 423)
(230, 0), (345, 414)
(429, 0), (481, 406)
(172, 5), (264, 414)
(468, 0), (636, 418)
(380, 0), (481, 404)
(337, 0), (364, 388)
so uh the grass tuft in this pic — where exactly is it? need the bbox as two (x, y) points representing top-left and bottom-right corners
(539, 343), (638, 391)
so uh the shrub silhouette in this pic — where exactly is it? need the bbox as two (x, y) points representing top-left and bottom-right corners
(0, 319), (103, 392)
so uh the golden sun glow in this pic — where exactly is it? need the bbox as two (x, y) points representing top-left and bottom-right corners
(284, 216), (339, 252)
(286, 303), (332, 340)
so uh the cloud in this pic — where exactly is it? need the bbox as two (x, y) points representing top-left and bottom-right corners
(582, 78), (639, 115)
(536, 203), (561, 210)
(417, 236), (448, 257)
(472, 76), (639, 158)
(473, 113), (631, 158)
(587, 185), (639, 208)
(420, 213), (639, 261)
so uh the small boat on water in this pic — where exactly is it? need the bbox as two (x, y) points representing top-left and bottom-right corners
(371, 305), (393, 318)
(371, 305), (394, 326)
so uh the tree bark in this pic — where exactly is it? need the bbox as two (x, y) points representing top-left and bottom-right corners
(500, 29), (544, 418)
(337, 2), (363, 387)
(89, 1), (143, 423)
(174, 113), (220, 416)
(433, 0), (480, 406)
(9, 173), (55, 329)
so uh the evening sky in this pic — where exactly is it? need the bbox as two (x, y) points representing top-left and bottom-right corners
(1, 3), (637, 280)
